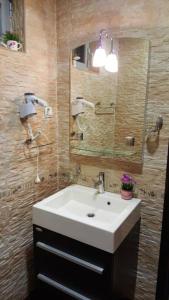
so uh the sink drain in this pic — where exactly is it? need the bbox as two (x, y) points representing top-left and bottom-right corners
(87, 213), (95, 218)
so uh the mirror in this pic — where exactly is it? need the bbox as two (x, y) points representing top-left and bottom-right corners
(70, 37), (149, 166)
(0, 0), (24, 52)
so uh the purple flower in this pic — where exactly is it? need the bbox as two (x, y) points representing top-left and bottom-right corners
(121, 173), (136, 191)
(121, 174), (136, 185)
(121, 174), (131, 183)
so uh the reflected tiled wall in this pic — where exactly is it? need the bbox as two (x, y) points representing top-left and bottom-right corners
(71, 65), (116, 154)
(56, 1), (169, 299)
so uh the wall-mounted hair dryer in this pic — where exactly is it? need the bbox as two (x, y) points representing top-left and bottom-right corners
(19, 93), (52, 119)
(19, 93), (53, 184)
(19, 93), (52, 143)
(71, 97), (95, 116)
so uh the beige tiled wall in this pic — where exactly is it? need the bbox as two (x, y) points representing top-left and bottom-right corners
(56, 1), (169, 299)
(0, 1), (58, 299)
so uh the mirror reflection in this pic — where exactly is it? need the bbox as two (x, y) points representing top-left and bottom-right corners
(0, 0), (24, 52)
(70, 36), (149, 163)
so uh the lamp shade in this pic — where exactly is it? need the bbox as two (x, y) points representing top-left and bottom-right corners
(105, 52), (118, 73)
(19, 102), (37, 119)
(92, 47), (106, 67)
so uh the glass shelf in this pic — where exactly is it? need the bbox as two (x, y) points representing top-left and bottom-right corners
(71, 146), (136, 158)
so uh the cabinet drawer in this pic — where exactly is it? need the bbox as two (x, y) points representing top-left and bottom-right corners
(35, 245), (108, 296)
(37, 273), (94, 300)
(36, 241), (104, 274)
(33, 225), (112, 271)
(36, 272), (112, 300)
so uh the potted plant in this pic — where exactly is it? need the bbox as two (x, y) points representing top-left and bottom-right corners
(1, 31), (22, 51)
(121, 174), (136, 200)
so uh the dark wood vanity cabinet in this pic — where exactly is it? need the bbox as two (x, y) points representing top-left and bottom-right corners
(33, 220), (140, 300)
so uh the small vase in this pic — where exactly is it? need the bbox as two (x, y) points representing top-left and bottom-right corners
(121, 189), (133, 200)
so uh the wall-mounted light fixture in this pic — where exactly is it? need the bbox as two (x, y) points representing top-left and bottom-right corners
(105, 38), (118, 73)
(92, 30), (107, 67)
(92, 30), (118, 73)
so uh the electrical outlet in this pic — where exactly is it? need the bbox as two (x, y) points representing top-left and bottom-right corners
(45, 106), (53, 118)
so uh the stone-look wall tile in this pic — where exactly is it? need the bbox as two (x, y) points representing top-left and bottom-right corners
(0, 0), (58, 299)
(56, 1), (169, 299)
(57, 39), (70, 64)
(0, 173), (58, 299)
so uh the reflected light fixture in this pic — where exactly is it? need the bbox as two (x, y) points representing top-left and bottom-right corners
(105, 38), (118, 73)
(92, 30), (107, 67)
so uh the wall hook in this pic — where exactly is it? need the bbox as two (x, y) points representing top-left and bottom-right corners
(146, 115), (163, 142)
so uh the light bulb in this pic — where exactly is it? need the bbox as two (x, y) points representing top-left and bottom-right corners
(105, 52), (118, 73)
(92, 47), (107, 67)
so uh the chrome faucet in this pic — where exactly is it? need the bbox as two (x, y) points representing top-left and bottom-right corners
(95, 172), (105, 193)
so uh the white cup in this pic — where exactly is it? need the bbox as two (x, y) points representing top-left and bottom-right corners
(7, 40), (22, 51)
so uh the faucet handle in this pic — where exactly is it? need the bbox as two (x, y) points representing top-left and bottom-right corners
(94, 179), (102, 187)
(99, 172), (104, 181)
(95, 172), (105, 193)
(93, 172), (105, 187)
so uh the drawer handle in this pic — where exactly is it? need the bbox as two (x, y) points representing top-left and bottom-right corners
(37, 273), (92, 300)
(36, 241), (104, 275)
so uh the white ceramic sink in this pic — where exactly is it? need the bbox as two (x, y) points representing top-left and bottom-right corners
(33, 184), (141, 253)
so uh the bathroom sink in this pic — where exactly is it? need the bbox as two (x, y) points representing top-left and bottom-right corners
(33, 184), (141, 253)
